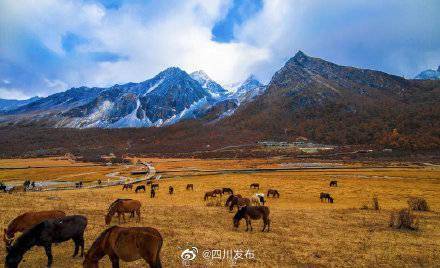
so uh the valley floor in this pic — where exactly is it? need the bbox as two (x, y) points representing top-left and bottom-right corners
(1, 158), (440, 267)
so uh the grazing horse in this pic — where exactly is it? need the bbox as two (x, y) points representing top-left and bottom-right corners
(146, 180), (152, 185)
(0, 182), (7, 192)
(225, 194), (242, 207)
(204, 191), (218, 201)
(3, 210), (66, 247)
(83, 226), (163, 268)
(122, 183), (133, 190)
(267, 189), (280, 198)
(329, 180), (338, 187)
(5, 215), (87, 268)
(233, 206), (270, 232)
(222, 188), (233, 195)
(320, 193), (333, 203)
(250, 194), (265, 206)
(186, 184), (194, 190)
(75, 182), (83, 188)
(250, 183), (259, 190)
(212, 189), (223, 196)
(169, 186), (174, 195)
(135, 185), (146, 193)
(105, 199), (141, 225)
(228, 196), (250, 212)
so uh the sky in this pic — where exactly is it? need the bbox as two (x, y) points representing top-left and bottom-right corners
(0, 0), (439, 99)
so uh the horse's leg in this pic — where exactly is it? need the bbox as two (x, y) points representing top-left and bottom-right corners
(44, 244), (53, 267)
(137, 209), (141, 222)
(79, 236), (85, 257)
(72, 238), (79, 257)
(122, 212), (126, 223)
(248, 219), (253, 231)
(245, 219), (249, 231)
(109, 254), (120, 268)
(117, 212), (121, 224)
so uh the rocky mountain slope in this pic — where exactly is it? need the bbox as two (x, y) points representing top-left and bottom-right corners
(0, 68), (266, 128)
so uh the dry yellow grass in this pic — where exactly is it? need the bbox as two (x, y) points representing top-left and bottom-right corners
(1, 158), (440, 267)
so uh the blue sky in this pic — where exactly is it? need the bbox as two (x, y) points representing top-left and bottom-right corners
(0, 0), (439, 99)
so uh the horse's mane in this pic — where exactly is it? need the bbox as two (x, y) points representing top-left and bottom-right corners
(233, 206), (247, 221)
(108, 199), (131, 212)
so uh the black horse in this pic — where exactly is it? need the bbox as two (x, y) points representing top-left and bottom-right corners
(5, 215), (87, 268)
(169, 186), (174, 195)
(329, 180), (338, 187)
(75, 182), (83, 188)
(135, 185), (146, 193)
(0, 182), (6, 192)
(320, 192), (334, 203)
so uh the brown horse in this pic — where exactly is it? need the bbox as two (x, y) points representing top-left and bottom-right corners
(83, 226), (163, 268)
(186, 184), (194, 190)
(250, 183), (259, 189)
(168, 186), (174, 195)
(105, 199), (141, 225)
(222, 188), (233, 195)
(267, 189), (280, 198)
(228, 196), (250, 211)
(204, 191), (217, 201)
(212, 189), (223, 196)
(225, 194), (242, 207)
(3, 210), (66, 247)
(233, 206), (270, 232)
(320, 192), (333, 203)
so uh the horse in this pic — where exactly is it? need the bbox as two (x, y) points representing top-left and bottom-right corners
(222, 188), (233, 195)
(186, 184), (194, 190)
(75, 182), (83, 188)
(320, 192), (333, 203)
(212, 189), (223, 196)
(0, 182), (7, 192)
(151, 183), (159, 190)
(169, 186), (174, 195)
(5, 215), (87, 268)
(250, 183), (259, 189)
(225, 194), (242, 207)
(267, 189), (280, 198)
(150, 188), (156, 198)
(228, 196), (250, 212)
(122, 183), (133, 190)
(329, 180), (338, 187)
(3, 210), (66, 248)
(250, 194), (265, 206)
(233, 206), (270, 232)
(204, 191), (217, 201)
(83, 226), (163, 268)
(135, 185), (146, 193)
(105, 199), (141, 225)
(146, 180), (152, 185)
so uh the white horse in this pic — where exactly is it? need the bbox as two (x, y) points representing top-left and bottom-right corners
(250, 193), (266, 206)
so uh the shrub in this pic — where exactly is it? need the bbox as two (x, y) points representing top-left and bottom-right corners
(389, 209), (418, 230)
(408, 197), (429, 211)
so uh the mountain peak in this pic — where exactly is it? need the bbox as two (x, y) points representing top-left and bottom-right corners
(159, 67), (186, 77)
(191, 70), (210, 80)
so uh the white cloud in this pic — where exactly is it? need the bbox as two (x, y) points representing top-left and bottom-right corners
(0, 87), (30, 100)
(0, 0), (439, 98)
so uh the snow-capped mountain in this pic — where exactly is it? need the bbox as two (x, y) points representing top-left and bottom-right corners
(229, 75), (266, 104)
(415, 66), (440, 80)
(190, 70), (228, 99)
(0, 68), (267, 128)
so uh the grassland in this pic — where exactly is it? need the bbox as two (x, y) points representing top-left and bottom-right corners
(1, 157), (440, 267)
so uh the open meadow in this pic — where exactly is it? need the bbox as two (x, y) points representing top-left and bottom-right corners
(1, 158), (440, 267)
